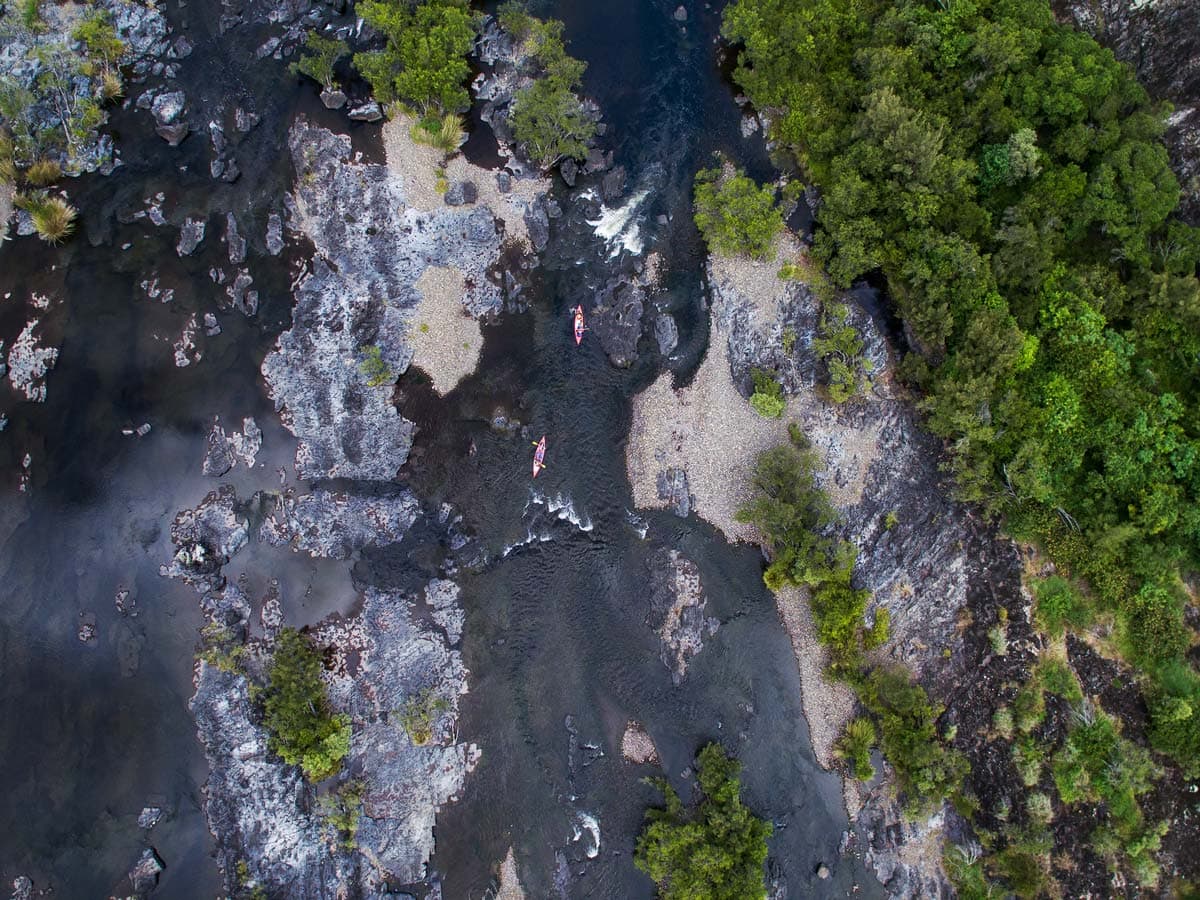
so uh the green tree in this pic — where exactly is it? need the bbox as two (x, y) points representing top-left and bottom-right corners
(261, 628), (351, 782)
(507, 15), (595, 167)
(634, 743), (772, 900)
(693, 165), (783, 259)
(354, 0), (474, 115)
(291, 32), (349, 92)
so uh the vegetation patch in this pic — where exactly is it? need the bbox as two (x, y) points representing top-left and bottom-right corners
(692, 163), (782, 260)
(396, 686), (449, 746)
(500, 4), (596, 168)
(634, 743), (772, 900)
(354, 0), (475, 116)
(319, 779), (365, 850)
(261, 628), (351, 782)
(291, 32), (348, 93)
(358, 344), (395, 387)
(723, 0), (1200, 785)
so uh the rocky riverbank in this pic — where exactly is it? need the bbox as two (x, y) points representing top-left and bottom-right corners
(626, 234), (1030, 895)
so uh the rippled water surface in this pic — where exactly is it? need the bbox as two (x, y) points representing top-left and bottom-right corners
(0, 0), (881, 896)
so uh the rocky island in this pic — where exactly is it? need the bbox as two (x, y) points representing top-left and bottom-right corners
(2, 0), (1199, 897)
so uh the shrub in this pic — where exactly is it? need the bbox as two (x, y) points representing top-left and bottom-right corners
(291, 32), (348, 92)
(1013, 682), (1046, 734)
(857, 667), (968, 815)
(749, 367), (784, 418)
(1147, 661), (1200, 775)
(497, 0), (534, 41)
(1037, 657), (1082, 703)
(397, 686), (449, 745)
(813, 302), (871, 403)
(944, 843), (998, 900)
(20, 0), (41, 30)
(693, 164), (782, 259)
(358, 344), (394, 387)
(319, 780), (364, 849)
(1012, 736), (1043, 788)
(261, 628), (351, 782)
(1031, 576), (1090, 637)
(1117, 581), (1188, 669)
(836, 717), (876, 780)
(98, 70), (124, 103)
(72, 11), (125, 66)
(634, 743), (772, 900)
(354, 0), (474, 115)
(508, 21), (596, 168)
(1026, 792), (1053, 826)
(987, 623), (1007, 656)
(993, 706), (1014, 740)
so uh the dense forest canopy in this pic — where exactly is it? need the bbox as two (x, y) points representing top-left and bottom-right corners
(724, 0), (1200, 772)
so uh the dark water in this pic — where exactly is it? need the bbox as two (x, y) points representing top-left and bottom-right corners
(0, 0), (879, 896)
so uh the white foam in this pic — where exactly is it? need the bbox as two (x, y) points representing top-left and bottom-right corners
(588, 190), (649, 258)
(571, 811), (601, 859)
(527, 490), (594, 532)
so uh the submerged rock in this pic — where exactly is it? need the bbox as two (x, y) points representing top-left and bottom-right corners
(202, 417), (262, 476)
(176, 217), (206, 256)
(647, 549), (718, 683)
(259, 488), (419, 559)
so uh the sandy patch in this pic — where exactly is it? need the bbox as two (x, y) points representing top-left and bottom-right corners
(381, 113), (548, 246)
(626, 318), (785, 543)
(409, 266), (481, 395)
(495, 846), (525, 900)
(621, 721), (659, 764)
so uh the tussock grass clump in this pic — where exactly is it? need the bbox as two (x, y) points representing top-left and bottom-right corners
(20, 193), (78, 244)
(411, 113), (466, 154)
(98, 70), (124, 103)
(24, 158), (62, 187)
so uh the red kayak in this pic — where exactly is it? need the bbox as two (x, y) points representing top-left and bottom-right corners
(573, 305), (585, 346)
(532, 435), (547, 477)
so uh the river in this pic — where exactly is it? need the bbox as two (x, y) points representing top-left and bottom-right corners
(0, 0), (880, 896)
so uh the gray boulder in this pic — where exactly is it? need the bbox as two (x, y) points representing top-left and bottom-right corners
(176, 217), (206, 256)
(443, 180), (478, 206)
(151, 91), (188, 145)
(320, 88), (348, 109)
(347, 101), (383, 122)
(656, 467), (691, 518)
(654, 313), (678, 356)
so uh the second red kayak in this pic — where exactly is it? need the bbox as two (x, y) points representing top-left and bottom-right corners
(532, 435), (547, 477)
(573, 305), (585, 345)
